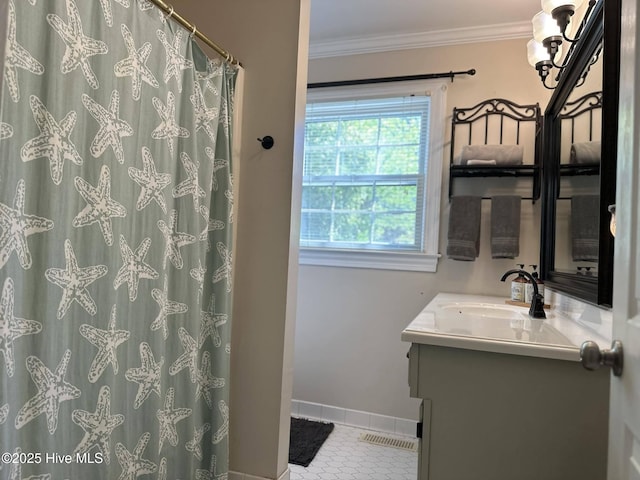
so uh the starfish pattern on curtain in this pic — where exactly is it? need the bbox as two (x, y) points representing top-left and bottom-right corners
(0, 0), (238, 478)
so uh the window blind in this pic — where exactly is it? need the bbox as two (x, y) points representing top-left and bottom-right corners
(301, 94), (431, 251)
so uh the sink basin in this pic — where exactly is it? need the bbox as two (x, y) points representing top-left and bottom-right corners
(402, 293), (611, 362)
(434, 301), (570, 347)
(438, 302), (527, 320)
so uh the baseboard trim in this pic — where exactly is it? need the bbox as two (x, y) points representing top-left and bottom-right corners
(291, 399), (417, 437)
(278, 468), (290, 480)
(229, 467), (290, 480)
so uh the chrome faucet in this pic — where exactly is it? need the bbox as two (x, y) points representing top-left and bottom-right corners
(500, 269), (546, 319)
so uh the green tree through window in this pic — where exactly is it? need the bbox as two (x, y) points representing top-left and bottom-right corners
(301, 95), (430, 251)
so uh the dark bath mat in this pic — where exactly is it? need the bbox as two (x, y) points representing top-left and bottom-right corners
(289, 417), (335, 467)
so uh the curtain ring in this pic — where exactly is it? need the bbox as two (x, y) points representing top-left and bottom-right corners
(190, 23), (197, 38)
(165, 5), (174, 19)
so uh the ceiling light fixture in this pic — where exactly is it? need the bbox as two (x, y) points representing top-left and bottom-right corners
(542, 0), (587, 41)
(527, 38), (562, 88)
(528, 0), (597, 89)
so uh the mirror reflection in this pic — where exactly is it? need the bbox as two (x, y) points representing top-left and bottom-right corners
(540, 0), (619, 306)
(553, 50), (603, 276)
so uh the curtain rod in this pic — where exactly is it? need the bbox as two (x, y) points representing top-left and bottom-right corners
(147, 0), (242, 67)
(307, 69), (476, 89)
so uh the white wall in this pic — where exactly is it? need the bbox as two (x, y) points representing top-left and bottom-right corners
(294, 38), (554, 421)
(170, 1), (310, 479)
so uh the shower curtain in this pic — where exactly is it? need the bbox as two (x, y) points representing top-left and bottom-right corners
(0, 0), (237, 478)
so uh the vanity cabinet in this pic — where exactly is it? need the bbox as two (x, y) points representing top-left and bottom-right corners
(407, 343), (609, 480)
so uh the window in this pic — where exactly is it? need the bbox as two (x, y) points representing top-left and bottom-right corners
(299, 81), (446, 272)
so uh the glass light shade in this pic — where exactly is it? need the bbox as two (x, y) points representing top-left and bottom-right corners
(527, 39), (562, 66)
(527, 39), (549, 66)
(533, 11), (562, 43)
(541, 0), (586, 15)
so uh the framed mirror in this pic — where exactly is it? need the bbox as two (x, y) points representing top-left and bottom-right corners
(540, 0), (620, 306)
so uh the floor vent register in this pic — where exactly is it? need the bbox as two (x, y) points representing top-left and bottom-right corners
(358, 432), (418, 452)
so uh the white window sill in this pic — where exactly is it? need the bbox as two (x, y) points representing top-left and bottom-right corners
(298, 248), (440, 272)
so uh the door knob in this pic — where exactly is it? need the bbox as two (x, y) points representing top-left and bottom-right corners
(580, 340), (623, 377)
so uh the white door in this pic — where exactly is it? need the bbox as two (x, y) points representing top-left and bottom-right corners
(607, 0), (640, 477)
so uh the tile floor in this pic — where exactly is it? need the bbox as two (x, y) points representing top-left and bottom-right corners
(289, 423), (418, 480)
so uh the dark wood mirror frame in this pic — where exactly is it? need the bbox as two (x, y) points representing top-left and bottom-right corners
(540, 0), (621, 307)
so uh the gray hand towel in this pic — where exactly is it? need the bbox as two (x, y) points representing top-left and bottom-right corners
(571, 195), (600, 261)
(447, 196), (481, 261)
(491, 196), (521, 259)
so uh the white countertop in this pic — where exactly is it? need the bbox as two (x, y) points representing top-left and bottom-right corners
(401, 293), (611, 362)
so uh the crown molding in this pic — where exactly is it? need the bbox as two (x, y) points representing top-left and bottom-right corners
(309, 21), (532, 59)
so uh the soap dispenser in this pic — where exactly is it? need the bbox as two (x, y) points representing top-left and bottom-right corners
(525, 265), (544, 304)
(510, 264), (527, 302)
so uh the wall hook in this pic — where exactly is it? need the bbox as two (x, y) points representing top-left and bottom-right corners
(257, 136), (274, 149)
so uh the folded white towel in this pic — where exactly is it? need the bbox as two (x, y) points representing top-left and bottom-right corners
(466, 159), (497, 166)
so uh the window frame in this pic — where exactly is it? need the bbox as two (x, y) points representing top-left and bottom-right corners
(298, 80), (446, 272)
